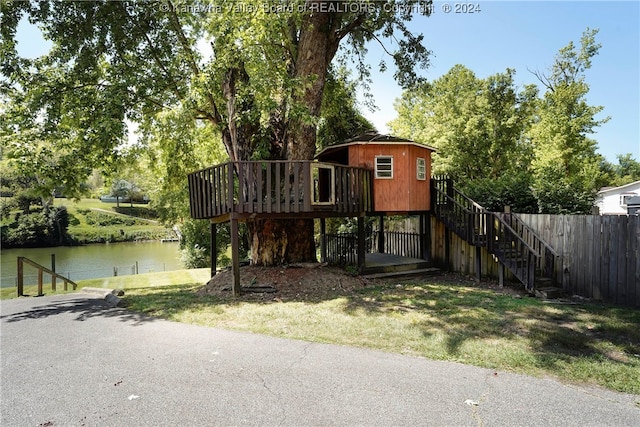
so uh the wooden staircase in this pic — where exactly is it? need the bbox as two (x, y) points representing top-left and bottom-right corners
(431, 177), (560, 293)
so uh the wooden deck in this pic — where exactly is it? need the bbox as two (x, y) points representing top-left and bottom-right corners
(188, 160), (373, 223)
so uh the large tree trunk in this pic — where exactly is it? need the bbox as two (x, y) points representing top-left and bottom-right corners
(246, 8), (340, 266)
(247, 218), (316, 265)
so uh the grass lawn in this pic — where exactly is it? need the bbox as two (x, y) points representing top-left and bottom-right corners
(53, 198), (170, 243)
(4, 269), (639, 395)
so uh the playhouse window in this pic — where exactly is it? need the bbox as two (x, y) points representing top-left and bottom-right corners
(311, 163), (335, 205)
(375, 156), (393, 179)
(416, 157), (426, 180)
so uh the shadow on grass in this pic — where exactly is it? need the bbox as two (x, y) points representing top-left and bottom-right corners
(341, 280), (640, 374)
(123, 283), (233, 318)
(97, 274), (640, 392)
(123, 277), (640, 366)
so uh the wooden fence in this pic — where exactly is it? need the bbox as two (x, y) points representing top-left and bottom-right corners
(325, 214), (638, 307)
(516, 214), (639, 307)
(377, 214), (639, 308)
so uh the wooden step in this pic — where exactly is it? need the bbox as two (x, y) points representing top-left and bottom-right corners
(362, 267), (441, 279)
(361, 260), (433, 275)
(535, 287), (564, 299)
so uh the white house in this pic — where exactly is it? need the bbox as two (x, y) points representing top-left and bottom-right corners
(595, 180), (640, 215)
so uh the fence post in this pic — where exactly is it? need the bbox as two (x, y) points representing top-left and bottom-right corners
(475, 246), (481, 282)
(17, 257), (24, 297)
(378, 215), (385, 253)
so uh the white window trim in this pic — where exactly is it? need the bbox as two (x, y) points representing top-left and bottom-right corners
(375, 155), (394, 179)
(416, 157), (426, 180)
(620, 193), (637, 206)
(310, 163), (335, 205)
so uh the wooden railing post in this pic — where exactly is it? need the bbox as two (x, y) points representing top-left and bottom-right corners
(37, 269), (44, 297)
(17, 257), (24, 297)
(51, 254), (56, 291)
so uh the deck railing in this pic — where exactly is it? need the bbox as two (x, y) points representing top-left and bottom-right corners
(188, 161), (372, 220)
(323, 230), (422, 265)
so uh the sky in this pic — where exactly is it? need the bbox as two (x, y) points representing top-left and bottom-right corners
(14, 0), (640, 162)
(360, 0), (640, 162)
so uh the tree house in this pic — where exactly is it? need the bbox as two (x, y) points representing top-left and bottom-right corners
(316, 133), (435, 215)
(187, 133), (436, 294)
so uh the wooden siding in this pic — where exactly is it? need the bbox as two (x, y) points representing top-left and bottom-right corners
(348, 144), (431, 213)
(408, 145), (431, 211)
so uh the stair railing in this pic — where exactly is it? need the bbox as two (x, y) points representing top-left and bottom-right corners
(431, 176), (487, 246)
(431, 176), (558, 292)
(17, 257), (78, 297)
(486, 214), (540, 291)
(497, 213), (560, 283)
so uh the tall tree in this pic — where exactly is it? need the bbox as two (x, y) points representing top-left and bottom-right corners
(600, 153), (640, 187)
(1, 0), (432, 265)
(389, 65), (537, 182)
(528, 28), (609, 213)
(317, 67), (376, 149)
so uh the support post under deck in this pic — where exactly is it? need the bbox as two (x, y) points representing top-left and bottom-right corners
(230, 218), (241, 296)
(357, 216), (366, 271)
(475, 245), (481, 282)
(319, 218), (327, 262)
(210, 222), (217, 278)
(378, 215), (385, 253)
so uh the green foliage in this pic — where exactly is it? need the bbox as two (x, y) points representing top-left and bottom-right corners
(390, 28), (611, 213)
(178, 218), (232, 269)
(3, 206), (71, 247)
(179, 219), (211, 269)
(317, 67), (376, 149)
(600, 154), (640, 187)
(529, 29), (609, 213)
(464, 173), (538, 213)
(84, 211), (144, 227)
(389, 65), (536, 182)
(2, 0), (433, 201)
(114, 206), (157, 220)
(139, 106), (227, 225)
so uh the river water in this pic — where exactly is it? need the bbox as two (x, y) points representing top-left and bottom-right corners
(0, 241), (182, 288)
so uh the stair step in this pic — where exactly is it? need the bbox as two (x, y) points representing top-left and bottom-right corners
(535, 287), (564, 299)
(362, 267), (441, 279)
(535, 277), (554, 286)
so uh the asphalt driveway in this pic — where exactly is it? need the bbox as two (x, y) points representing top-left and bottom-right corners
(1, 293), (638, 426)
